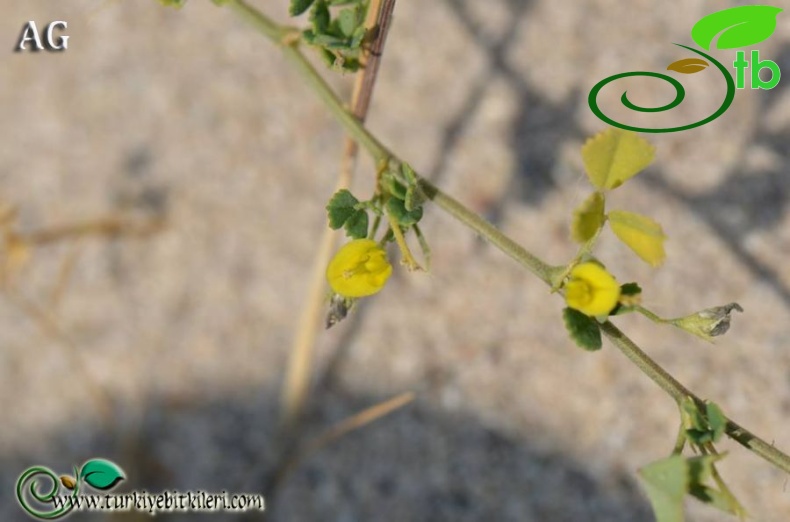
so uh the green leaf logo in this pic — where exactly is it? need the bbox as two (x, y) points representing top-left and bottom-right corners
(691, 6), (783, 50)
(79, 459), (125, 491)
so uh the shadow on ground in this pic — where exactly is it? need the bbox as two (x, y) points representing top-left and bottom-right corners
(1, 386), (652, 522)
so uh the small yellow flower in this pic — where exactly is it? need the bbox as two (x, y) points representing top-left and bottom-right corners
(565, 262), (621, 316)
(327, 239), (392, 298)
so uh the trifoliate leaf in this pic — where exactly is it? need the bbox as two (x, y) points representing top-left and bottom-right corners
(290, 0), (316, 16)
(691, 5), (783, 51)
(344, 210), (369, 239)
(608, 210), (666, 267)
(638, 455), (687, 522)
(327, 189), (360, 229)
(387, 197), (423, 227)
(582, 128), (655, 190)
(562, 307), (602, 351)
(571, 191), (605, 243)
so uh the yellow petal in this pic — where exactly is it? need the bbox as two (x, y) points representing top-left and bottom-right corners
(582, 128), (655, 190)
(327, 239), (392, 298)
(565, 262), (621, 316)
(608, 210), (667, 267)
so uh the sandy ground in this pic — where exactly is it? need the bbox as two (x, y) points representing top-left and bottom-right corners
(2, 1), (790, 521)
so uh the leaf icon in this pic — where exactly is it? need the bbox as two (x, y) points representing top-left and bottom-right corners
(666, 58), (709, 74)
(691, 5), (783, 50)
(79, 459), (125, 491)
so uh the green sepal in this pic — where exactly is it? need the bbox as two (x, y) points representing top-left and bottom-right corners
(387, 197), (423, 227)
(620, 282), (642, 297)
(289, 0), (316, 16)
(562, 307), (602, 351)
(326, 189), (360, 229)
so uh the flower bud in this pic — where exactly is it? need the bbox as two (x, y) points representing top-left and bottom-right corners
(671, 303), (743, 342)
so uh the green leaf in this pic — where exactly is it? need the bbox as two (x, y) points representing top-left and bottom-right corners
(327, 189), (360, 229)
(289, 0), (316, 16)
(705, 402), (726, 443)
(338, 57), (362, 72)
(686, 454), (744, 516)
(344, 210), (368, 239)
(384, 174), (407, 200)
(581, 128), (655, 190)
(338, 7), (360, 37)
(310, 0), (331, 33)
(620, 282), (642, 297)
(562, 307), (602, 351)
(608, 210), (666, 267)
(350, 26), (367, 49)
(691, 6), (783, 51)
(320, 48), (338, 68)
(638, 455), (687, 522)
(79, 459), (125, 491)
(641, 454), (746, 522)
(570, 191), (605, 243)
(681, 398), (726, 445)
(387, 197), (423, 227)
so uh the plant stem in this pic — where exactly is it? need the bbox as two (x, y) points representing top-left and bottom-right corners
(223, 0), (790, 477)
(227, 0), (391, 164)
(279, 0), (394, 434)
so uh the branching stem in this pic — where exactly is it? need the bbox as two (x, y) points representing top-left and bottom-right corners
(222, 0), (790, 477)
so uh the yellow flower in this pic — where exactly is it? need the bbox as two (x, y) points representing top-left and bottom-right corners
(564, 262), (621, 316)
(327, 239), (392, 298)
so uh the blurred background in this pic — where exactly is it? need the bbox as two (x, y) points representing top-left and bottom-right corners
(2, 0), (790, 520)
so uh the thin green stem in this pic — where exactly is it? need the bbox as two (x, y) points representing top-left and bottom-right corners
(228, 0), (391, 164)
(634, 305), (670, 324)
(220, 0), (790, 477)
(416, 179), (555, 284)
(671, 421), (686, 456)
